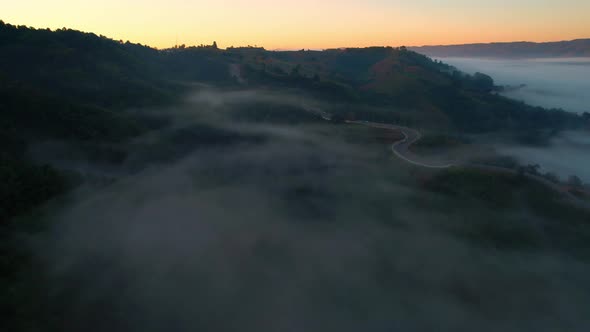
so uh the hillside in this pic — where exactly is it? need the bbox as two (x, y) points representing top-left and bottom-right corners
(0, 21), (587, 221)
(2, 20), (590, 332)
(236, 47), (584, 131)
(410, 39), (590, 58)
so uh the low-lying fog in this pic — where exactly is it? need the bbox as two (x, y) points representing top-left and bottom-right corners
(437, 57), (590, 114)
(497, 131), (590, 183)
(439, 57), (590, 182)
(29, 88), (590, 332)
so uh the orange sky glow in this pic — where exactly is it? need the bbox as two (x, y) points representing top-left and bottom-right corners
(2, 0), (589, 49)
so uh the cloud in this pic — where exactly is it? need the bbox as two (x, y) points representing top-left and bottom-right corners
(437, 57), (590, 114)
(497, 131), (590, 183)
(437, 57), (590, 184)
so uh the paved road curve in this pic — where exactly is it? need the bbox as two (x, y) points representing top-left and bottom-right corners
(346, 120), (590, 211)
(301, 103), (590, 210)
(347, 120), (455, 168)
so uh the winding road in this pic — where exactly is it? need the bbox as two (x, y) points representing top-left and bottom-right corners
(300, 103), (589, 210)
(345, 120), (590, 210)
(347, 120), (455, 168)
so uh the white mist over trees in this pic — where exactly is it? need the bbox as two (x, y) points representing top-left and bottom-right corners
(438, 57), (590, 114)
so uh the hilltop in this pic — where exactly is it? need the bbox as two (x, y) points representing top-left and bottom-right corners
(410, 39), (590, 58)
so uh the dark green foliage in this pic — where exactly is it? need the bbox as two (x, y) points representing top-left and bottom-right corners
(248, 46), (583, 132)
(0, 20), (585, 222)
(241, 64), (359, 101)
(319, 47), (394, 80)
(410, 133), (467, 151)
(0, 22), (241, 222)
(0, 21), (175, 108)
(424, 168), (590, 256)
(425, 83), (580, 132)
(464, 72), (495, 92)
(425, 168), (520, 209)
(0, 22), (160, 223)
(229, 102), (323, 124)
(0, 158), (67, 223)
(0, 83), (143, 142)
(161, 46), (232, 83)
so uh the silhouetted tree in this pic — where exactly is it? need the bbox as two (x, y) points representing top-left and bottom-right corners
(471, 72), (494, 91)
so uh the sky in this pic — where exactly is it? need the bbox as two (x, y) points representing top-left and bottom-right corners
(2, 0), (590, 49)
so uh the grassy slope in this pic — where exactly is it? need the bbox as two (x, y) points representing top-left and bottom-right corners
(237, 47), (585, 132)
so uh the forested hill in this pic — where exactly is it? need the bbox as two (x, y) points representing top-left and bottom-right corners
(243, 47), (585, 131)
(1, 20), (584, 139)
(0, 21), (211, 220)
(410, 39), (590, 58)
(0, 20), (588, 221)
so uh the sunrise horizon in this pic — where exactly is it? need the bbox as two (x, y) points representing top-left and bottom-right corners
(3, 17), (589, 51)
(4, 0), (590, 50)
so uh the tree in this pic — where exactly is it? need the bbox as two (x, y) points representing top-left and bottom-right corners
(469, 72), (495, 92)
(212, 41), (218, 49)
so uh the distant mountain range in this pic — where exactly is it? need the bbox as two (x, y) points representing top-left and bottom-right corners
(411, 39), (590, 58)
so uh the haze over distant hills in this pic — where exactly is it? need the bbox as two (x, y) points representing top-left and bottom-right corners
(411, 39), (590, 58)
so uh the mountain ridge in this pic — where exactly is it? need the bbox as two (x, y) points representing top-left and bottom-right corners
(411, 38), (590, 58)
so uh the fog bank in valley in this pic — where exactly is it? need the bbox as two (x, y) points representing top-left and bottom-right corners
(30, 88), (590, 332)
(497, 131), (590, 183)
(438, 57), (590, 114)
(440, 57), (590, 182)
